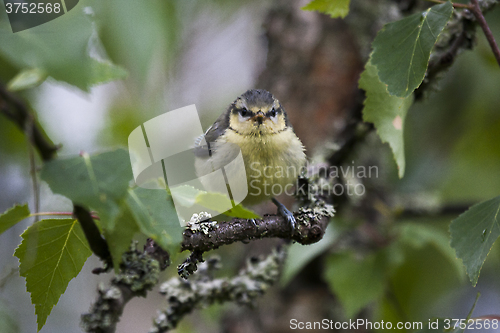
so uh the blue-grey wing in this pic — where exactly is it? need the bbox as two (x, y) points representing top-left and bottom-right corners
(194, 110), (230, 158)
(194, 131), (211, 158)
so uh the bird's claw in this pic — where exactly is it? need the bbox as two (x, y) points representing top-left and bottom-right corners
(272, 198), (296, 236)
(280, 208), (296, 236)
(249, 218), (258, 229)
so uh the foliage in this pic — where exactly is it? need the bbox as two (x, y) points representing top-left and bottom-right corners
(0, 0), (500, 331)
(14, 219), (92, 331)
(0, 2), (94, 91)
(171, 185), (260, 220)
(359, 60), (413, 178)
(323, 222), (463, 318)
(40, 149), (184, 269)
(0, 203), (30, 235)
(371, 1), (453, 98)
(450, 196), (500, 286)
(302, 0), (351, 18)
(324, 250), (387, 318)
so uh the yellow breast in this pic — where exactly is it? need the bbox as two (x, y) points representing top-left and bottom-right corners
(222, 128), (306, 205)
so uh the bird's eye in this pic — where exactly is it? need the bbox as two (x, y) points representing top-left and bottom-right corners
(267, 108), (277, 118)
(239, 108), (250, 117)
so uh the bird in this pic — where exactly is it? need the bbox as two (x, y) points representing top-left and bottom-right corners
(194, 89), (306, 233)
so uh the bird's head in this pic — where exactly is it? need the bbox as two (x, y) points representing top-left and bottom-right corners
(228, 89), (289, 136)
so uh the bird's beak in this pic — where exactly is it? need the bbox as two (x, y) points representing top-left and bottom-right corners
(253, 111), (265, 125)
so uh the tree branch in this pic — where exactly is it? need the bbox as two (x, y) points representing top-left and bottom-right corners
(416, 0), (499, 99)
(0, 83), (59, 161)
(415, 11), (476, 99)
(470, 0), (500, 67)
(81, 240), (170, 333)
(425, 0), (472, 9)
(73, 205), (112, 268)
(327, 90), (373, 167)
(151, 247), (286, 333)
(180, 208), (332, 254)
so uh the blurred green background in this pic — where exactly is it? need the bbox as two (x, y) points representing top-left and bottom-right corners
(1, 0), (500, 332)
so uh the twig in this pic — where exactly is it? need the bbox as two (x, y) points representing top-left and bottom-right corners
(472, 315), (500, 321)
(26, 114), (40, 220)
(395, 203), (477, 218)
(82, 240), (170, 333)
(425, 0), (472, 9)
(151, 247), (286, 333)
(470, 0), (500, 67)
(30, 211), (100, 220)
(180, 211), (331, 254)
(328, 90), (372, 168)
(0, 83), (58, 161)
(73, 205), (112, 266)
(0, 267), (19, 290)
(177, 250), (204, 279)
(415, 14), (475, 99)
(177, 207), (329, 278)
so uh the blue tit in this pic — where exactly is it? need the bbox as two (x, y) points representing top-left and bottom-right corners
(194, 89), (306, 233)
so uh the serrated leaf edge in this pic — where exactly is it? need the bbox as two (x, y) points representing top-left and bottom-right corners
(449, 196), (500, 286)
(15, 219), (91, 331)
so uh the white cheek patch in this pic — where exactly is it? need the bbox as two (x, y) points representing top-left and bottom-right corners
(238, 114), (249, 123)
(269, 115), (279, 124)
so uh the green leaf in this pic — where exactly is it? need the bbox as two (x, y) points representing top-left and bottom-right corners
(40, 149), (182, 268)
(359, 60), (413, 178)
(104, 185), (185, 270)
(396, 222), (464, 278)
(302, 0), (351, 18)
(0, 4), (94, 91)
(224, 204), (260, 219)
(126, 187), (183, 255)
(14, 219), (92, 331)
(89, 59), (128, 86)
(196, 192), (260, 219)
(371, 2), (453, 97)
(323, 251), (386, 318)
(450, 196), (500, 286)
(281, 225), (336, 286)
(96, 0), (179, 91)
(7, 68), (48, 91)
(105, 203), (140, 271)
(40, 149), (133, 230)
(171, 185), (260, 219)
(0, 203), (30, 235)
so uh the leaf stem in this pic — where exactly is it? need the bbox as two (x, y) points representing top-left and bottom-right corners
(26, 113), (40, 221)
(0, 83), (58, 161)
(425, 0), (471, 9)
(30, 211), (100, 220)
(470, 0), (500, 67)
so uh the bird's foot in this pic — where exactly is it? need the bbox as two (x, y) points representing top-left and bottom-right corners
(272, 198), (296, 236)
(249, 218), (258, 229)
